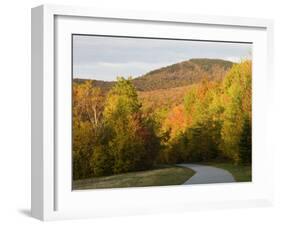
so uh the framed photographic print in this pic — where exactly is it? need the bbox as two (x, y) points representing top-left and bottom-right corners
(31, 4), (274, 221)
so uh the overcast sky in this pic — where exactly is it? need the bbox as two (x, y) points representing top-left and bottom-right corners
(73, 35), (252, 81)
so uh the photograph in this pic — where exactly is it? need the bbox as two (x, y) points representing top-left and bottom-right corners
(72, 34), (252, 190)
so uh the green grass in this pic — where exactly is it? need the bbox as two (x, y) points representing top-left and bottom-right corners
(205, 162), (252, 182)
(73, 165), (195, 190)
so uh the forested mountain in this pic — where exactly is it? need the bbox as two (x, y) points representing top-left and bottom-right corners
(73, 58), (233, 92)
(134, 58), (233, 91)
(73, 59), (251, 180)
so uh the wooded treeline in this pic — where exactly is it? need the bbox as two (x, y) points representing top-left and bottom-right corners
(73, 58), (233, 92)
(73, 60), (252, 180)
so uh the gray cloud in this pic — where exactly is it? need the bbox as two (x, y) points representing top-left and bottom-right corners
(73, 35), (252, 81)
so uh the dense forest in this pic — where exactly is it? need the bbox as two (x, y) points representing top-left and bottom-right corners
(73, 59), (252, 180)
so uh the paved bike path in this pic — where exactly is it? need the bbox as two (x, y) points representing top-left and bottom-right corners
(177, 163), (235, 184)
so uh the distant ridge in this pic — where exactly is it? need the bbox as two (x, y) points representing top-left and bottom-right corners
(73, 58), (233, 92)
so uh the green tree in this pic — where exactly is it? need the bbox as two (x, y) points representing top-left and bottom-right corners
(91, 125), (114, 176)
(103, 77), (141, 123)
(180, 79), (221, 162)
(220, 60), (252, 164)
(103, 77), (159, 174)
(72, 121), (94, 180)
(239, 117), (252, 164)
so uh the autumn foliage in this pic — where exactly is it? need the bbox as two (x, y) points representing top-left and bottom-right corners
(73, 60), (252, 180)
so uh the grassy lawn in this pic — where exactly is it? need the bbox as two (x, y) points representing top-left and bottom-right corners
(73, 165), (195, 190)
(206, 162), (252, 182)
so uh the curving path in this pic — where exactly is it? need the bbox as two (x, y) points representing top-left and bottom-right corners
(177, 163), (235, 185)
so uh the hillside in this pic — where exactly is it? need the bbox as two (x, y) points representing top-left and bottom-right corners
(138, 85), (192, 113)
(134, 58), (233, 91)
(73, 58), (233, 92)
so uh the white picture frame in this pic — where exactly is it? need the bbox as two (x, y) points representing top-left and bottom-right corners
(31, 4), (274, 221)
